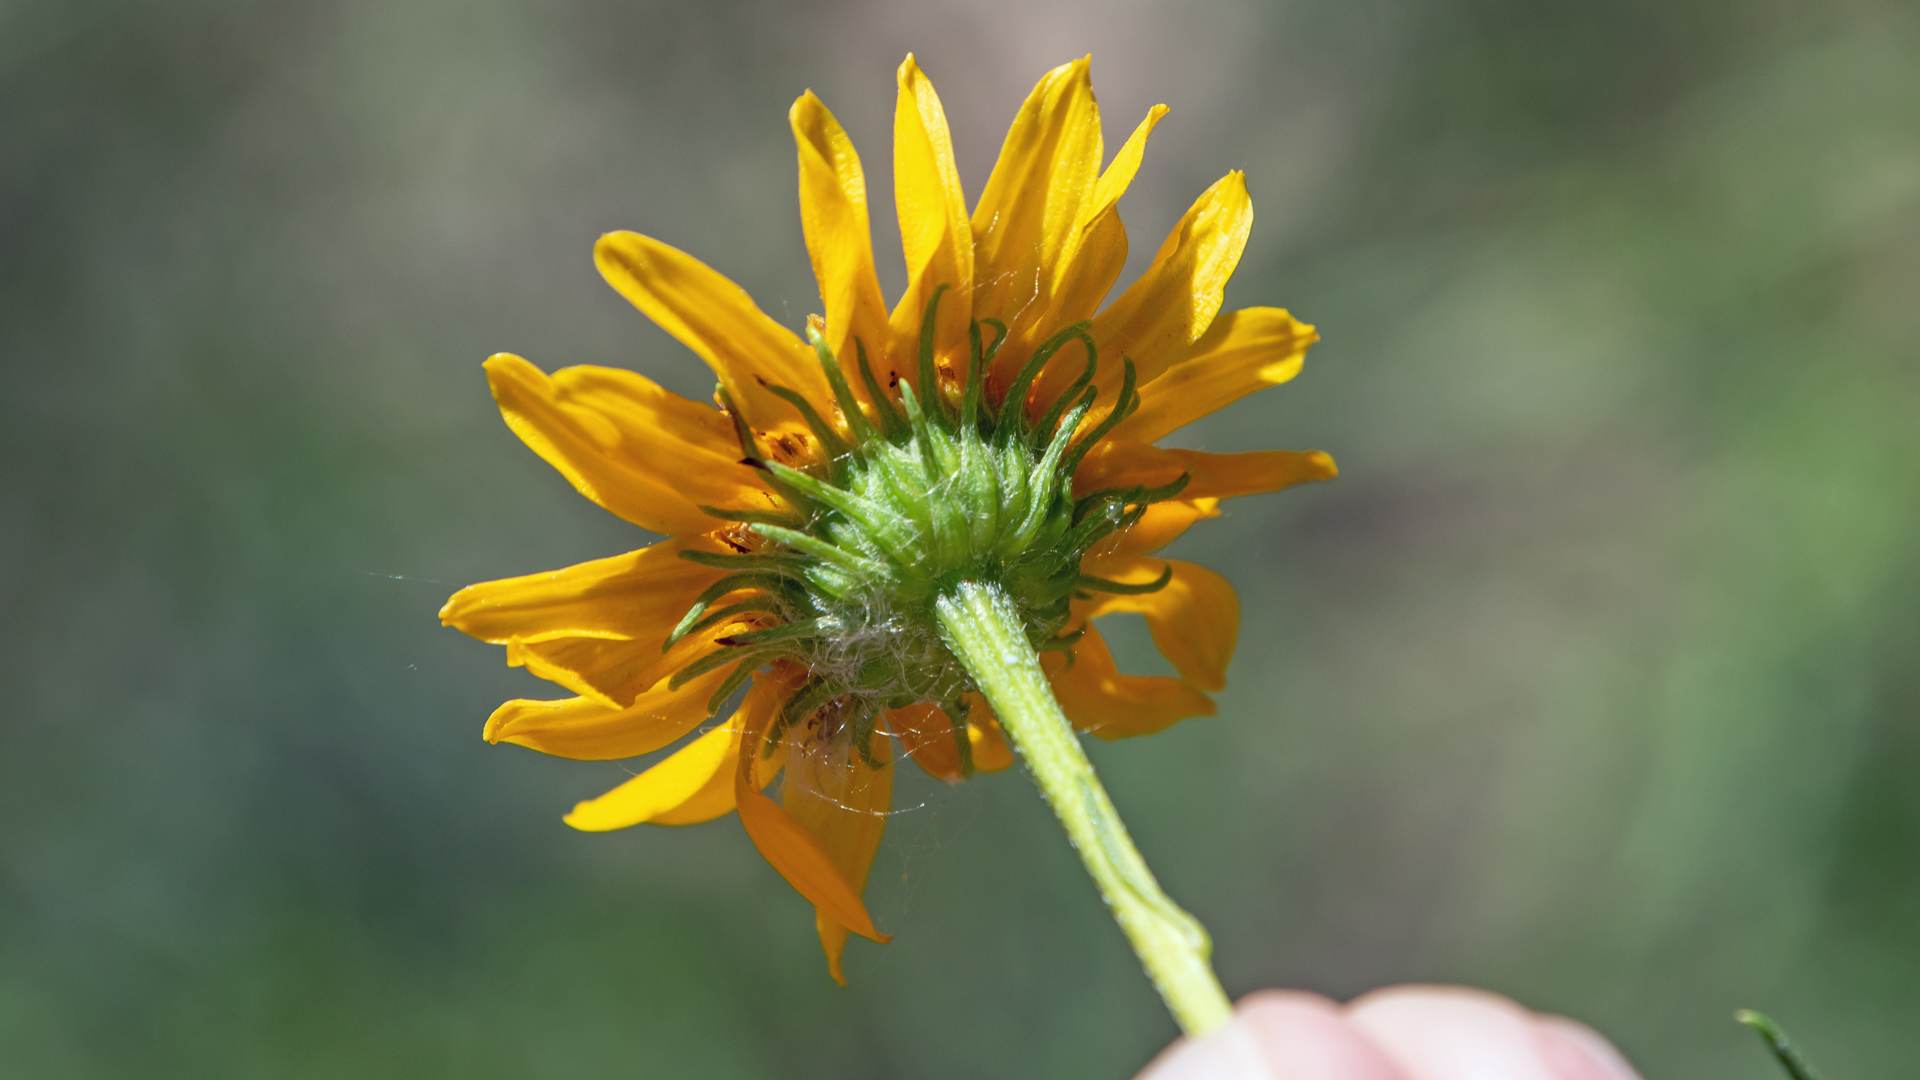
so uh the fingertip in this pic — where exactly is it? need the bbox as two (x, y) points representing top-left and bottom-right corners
(1346, 985), (1551, 1080)
(1535, 1016), (1643, 1080)
(1134, 1021), (1268, 1080)
(1237, 990), (1408, 1080)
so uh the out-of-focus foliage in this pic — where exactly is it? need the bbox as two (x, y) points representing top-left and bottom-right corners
(2, 1), (1914, 1077)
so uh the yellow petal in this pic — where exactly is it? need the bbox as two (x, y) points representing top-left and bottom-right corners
(440, 535), (724, 645)
(791, 92), (891, 406)
(785, 727), (894, 983)
(1089, 498), (1221, 558)
(735, 680), (887, 945)
(483, 666), (731, 761)
(1112, 307), (1318, 444)
(1022, 206), (1127, 383)
(1009, 105), (1167, 400)
(566, 723), (738, 831)
(546, 362), (775, 507)
(593, 231), (829, 447)
(888, 54), (973, 386)
(1044, 624), (1215, 739)
(1089, 172), (1252, 398)
(1078, 557), (1239, 692)
(1088, 105), (1168, 229)
(485, 355), (769, 534)
(970, 57), (1101, 338)
(562, 668), (791, 831)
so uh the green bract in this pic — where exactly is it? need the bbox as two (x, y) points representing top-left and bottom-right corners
(662, 288), (1186, 770)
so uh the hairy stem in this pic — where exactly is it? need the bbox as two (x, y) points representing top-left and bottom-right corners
(933, 579), (1234, 1037)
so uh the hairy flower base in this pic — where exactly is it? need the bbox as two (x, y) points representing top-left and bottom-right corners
(663, 290), (1186, 773)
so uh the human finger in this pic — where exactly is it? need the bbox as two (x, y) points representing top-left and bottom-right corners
(1135, 991), (1408, 1080)
(1346, 985), (1641, 1080)
(1237, 991), (1410, 1080)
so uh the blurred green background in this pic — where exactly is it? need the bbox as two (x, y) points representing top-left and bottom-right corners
(3, 0), (1916, 1076)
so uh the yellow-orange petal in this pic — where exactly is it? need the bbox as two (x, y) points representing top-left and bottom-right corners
(969, 712), (1015, 772)
(1111, 307), (1317, 445)
(1176, 448), (1339, 500)
(736, 791), (888, 947)
(792, 92), (891, 406)
(888, 54), (973, 384)
(484, 355), (769, 534)
(889, 701), (960, 782)
(890, 696), (1012, 783)
(1044, 624), (1216, 739)
(508, 614), (767, 708)
(563, 668), (790, 831)
(734, 670), (887, 945)
(1078, 556), (1239, 692)
(593, 232), (828, 447)
(1089, 172), (1252, 398)
(1075, 442), (1338, 502)
(482, 666), (731, 761)
(784, 728), (894, 984)
(1089, 498), (1222, 558)
(439, 535), (725, 646)
(971, 57), (1101, 339)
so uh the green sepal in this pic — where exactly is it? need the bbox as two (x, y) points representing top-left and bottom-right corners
(807, 324), (879, 445)
(1077, 564), (1173, 595)
(999, 321), (1093, 439)
(670, 596), (787, 649)
(699, 504), (802, 528)
(849, 699), (883, 769)
(763, 460), (907, 542)
(1061, 355), (1137, 478)
(750, 523), (889, 576)
(1073, 472), (1192, 525)
(915, 284), (952, 427)
(767, 675), (838, 756)
(671, 643), (788, 689)
(680, 549), (813, 575)
(854, 338), (908, 440)
(1033, 344), (1099, 446)
(765, 384), (851, 467)
(717, 618), (827, 648)
(706, 656), (765, 715)
(666, 570), (794, 649)
(943, 697), (976, 778)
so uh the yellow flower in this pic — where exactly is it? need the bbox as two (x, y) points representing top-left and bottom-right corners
(442, 54), (1333, 985)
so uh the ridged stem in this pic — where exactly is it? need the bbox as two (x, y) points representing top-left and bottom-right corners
(933, 579), (1233, 1037)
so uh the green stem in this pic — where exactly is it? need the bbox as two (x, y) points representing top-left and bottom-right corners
(934, 579), (1234, 1037)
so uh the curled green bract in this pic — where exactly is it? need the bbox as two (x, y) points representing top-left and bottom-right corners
(674, 290), (1181, 756)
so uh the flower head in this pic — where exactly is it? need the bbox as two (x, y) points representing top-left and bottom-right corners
(443, 54), (1333, 984)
